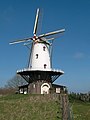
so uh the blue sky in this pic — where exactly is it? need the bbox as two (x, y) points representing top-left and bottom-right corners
(0, 0), (90, 93)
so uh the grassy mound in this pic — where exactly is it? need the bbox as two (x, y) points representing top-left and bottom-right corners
(0, 94), (61, 120)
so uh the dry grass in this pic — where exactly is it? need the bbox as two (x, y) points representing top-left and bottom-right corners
(0, 94), (61, 120)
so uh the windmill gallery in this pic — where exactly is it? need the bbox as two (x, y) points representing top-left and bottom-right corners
(10, 8), (66, 94)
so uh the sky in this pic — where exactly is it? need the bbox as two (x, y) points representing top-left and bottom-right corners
(0, 0), (90, 93)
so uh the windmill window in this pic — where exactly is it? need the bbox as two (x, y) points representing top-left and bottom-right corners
(33, 84), (35, 88)
(43, 46), (46, 51)
(36, 54), (38, 59)
(44, 64), (47, 69)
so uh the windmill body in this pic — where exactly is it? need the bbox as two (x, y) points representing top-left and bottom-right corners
(10, 8), (65, 94)
(29, 42), (51, 70)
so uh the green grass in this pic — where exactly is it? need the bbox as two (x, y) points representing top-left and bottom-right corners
(70, 98), (90, 120)
(0, 94), (90, 120)
(0, 94), (61, 120)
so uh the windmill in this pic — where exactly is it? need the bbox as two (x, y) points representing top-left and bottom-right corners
(10, 8), (65, 94)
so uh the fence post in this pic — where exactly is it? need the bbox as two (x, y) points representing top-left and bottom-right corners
(60, 94), (70, 120)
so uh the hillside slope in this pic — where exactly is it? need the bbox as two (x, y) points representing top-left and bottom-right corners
(0, 94), (61, 120)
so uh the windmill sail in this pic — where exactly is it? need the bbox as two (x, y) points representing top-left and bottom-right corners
(9, 37), (33, 45)
(38, 29), (65, 40)
(33, 8), (40, 35)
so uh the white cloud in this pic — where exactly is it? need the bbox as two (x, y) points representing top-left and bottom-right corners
(73, 52), (85, 59)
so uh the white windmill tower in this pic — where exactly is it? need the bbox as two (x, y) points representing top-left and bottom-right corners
(10, 8), (65, 94)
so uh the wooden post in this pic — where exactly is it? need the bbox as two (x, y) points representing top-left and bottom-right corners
(60, 94), (70, 120)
